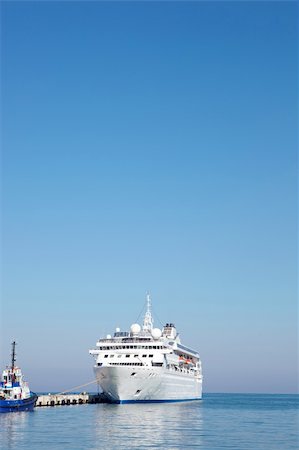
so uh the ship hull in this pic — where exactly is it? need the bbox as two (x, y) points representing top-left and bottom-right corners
(94, 366), (202, 403)
(0, 392), (37, 413)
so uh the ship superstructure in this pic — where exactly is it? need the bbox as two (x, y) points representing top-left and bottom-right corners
(89, 296), (202, 403)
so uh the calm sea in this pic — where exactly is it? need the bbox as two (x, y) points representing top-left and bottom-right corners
(0, 394), (298, 449)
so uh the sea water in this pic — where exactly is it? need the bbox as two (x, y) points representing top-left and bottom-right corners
(0, 394), (298, 449)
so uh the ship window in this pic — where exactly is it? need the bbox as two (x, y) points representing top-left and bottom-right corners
(110, 355), (114, 358)
(134, 355), (138, 357)
(142, 354), (146, 357)
(149, 354), (153, 357)
(118, 355), (121, 358)
(126, 354), (130, 358)
(104, 355), (108, 358)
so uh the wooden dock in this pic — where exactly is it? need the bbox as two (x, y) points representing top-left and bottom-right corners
(36, 393), (107, 407)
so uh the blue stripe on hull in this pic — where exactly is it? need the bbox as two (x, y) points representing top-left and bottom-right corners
(0, 393), (37, 413)
(114, 397), (202, 404)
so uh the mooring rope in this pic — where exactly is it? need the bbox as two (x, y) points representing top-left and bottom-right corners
(57, 379), (98, 395)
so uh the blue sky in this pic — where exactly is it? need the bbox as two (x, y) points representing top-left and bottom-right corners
(1, 1), (297, 393)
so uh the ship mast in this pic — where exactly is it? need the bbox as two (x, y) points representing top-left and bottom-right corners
(143, 294), (153, 332)
(11, 341), (16, 371)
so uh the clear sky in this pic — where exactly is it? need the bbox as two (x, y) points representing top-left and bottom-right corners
(1, 1), (297, 393)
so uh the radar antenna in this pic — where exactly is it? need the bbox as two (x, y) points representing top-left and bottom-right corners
(143, 293), (153, 332)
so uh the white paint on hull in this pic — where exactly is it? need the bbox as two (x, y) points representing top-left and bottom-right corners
(94, 365), (202, 402)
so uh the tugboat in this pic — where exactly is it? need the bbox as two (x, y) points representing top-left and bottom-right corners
(0, 341), (37, 412)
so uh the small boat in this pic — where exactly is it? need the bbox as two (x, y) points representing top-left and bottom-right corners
(0, 341), (37, 413)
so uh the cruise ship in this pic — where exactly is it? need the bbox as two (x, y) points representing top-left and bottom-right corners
(89, 295), (202, 403)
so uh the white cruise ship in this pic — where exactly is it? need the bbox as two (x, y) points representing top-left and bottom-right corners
(89, 295), (202, 403)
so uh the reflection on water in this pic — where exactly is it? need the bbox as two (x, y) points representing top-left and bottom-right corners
(0, 395), (298, 450)
(94, 402), (203, 449)
(0, 411), (32, 450)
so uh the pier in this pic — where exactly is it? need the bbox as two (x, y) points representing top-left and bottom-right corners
(36, 393), (107, 407)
